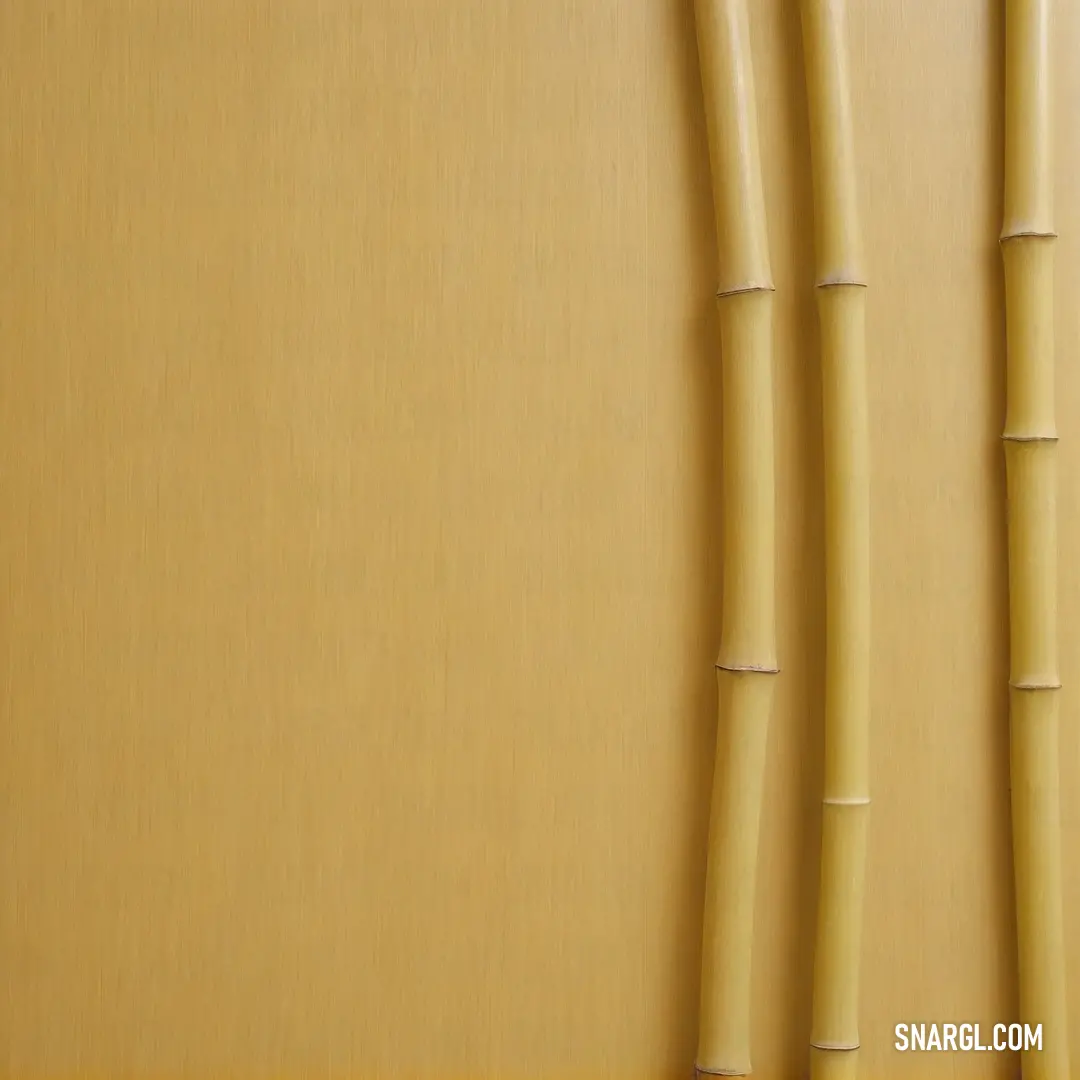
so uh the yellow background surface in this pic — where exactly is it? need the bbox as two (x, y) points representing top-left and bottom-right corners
(0, 2), (1077, 1077)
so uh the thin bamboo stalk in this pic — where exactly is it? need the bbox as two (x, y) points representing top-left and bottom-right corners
(799, 3), (869, 1079)
(1001, 3), (1070, 1078)
(692, 0), (778, 1074)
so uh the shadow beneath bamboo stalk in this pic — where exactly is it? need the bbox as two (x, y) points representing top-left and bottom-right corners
(984, 0), (1020, 1031)
(773, 4), (827, 1074)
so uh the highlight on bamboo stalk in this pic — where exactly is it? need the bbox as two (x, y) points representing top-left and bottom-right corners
(1001, 2), (1070, 1078)
(691, 0), (778, 1075)
(799, 2), (870, 1079)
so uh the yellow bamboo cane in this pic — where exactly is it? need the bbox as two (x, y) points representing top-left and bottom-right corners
(692, 0), (778, 1074)
(799, 3), (869, 1079)
(1001, 3), (1070, 1078)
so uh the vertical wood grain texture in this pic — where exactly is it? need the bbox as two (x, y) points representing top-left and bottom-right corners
(0, 2), (1077, 1078)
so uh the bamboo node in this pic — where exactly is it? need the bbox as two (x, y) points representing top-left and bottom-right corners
(716, 282), (776, 298)
(715, 662), (780, 675)
(1001, 433), (1058, 443)
(810, 1041), (860, 1052)
(695, 1067), (750, 1078)
(822, 796), (871, 806)
(999, 229), (1057, 244)
(814, 278), (867, 289)
(1009, 679), (1062, 691)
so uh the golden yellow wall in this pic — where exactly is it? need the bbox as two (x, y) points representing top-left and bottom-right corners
(0, 2), (1077, 1078)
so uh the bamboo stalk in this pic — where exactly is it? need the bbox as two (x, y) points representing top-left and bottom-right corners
(799, 3), (869, 1079)
(1001, 3), (1070, 1078)
(692, 0), (778, 1074)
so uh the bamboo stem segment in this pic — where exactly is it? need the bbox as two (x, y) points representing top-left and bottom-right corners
(692, 0), (778, 1074)
(799, 3), (870, 1079)
(1002, 3), (1070, 1078)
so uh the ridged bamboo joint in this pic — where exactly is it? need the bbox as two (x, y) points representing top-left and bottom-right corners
(692, 0), (778, 1074)
(1001, 2), (1070, 1079)
(800, 2), (870, 1079)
